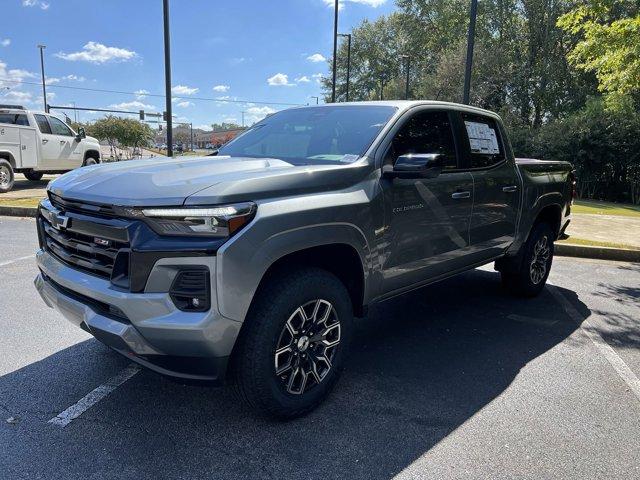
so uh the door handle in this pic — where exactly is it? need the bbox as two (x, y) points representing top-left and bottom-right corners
(502, 185), (518, 193)
(451, 191), (471, 199)
(42, 139), (48, 144)
(60, 140), (66, 144)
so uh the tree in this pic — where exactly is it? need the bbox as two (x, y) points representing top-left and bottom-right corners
(86, 116), (153, 158)
(558, 0), (640, 108)
(211, 122), (242, 131)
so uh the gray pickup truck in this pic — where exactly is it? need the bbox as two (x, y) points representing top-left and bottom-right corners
(34, 101), (573, 418)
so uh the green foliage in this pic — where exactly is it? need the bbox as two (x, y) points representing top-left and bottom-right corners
(558, 0), (640, 107)
(512, 98), (640, 204)
(211, 122), (242, 131)
(84, 115), (154, 156)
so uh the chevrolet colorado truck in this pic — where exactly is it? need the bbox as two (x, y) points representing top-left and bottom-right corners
(0, 105), (100, 193)
(34, 101), (573, 418)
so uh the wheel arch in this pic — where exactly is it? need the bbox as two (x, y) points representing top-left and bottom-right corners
(83, 149), (100, 164)
(0, 151), (16, 168)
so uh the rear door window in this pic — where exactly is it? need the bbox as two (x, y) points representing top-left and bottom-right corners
(34, 114), (52, 134)
(461, 113), (504, 168)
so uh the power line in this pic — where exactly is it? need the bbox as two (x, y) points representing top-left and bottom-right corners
(0, 78), (304, 107)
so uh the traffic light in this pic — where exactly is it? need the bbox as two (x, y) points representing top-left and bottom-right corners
(163, 111), (168, 121)
(158, 124), (162, 131)
(139, 110), (145, 120)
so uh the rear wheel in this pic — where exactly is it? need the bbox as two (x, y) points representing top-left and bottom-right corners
(501, 222), (555, 297)
(0, 160), (15, 193)
(24, 171), (43, 181)
(231, 267), (353, 419)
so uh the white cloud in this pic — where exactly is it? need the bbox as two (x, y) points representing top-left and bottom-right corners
(322, 0), (386, 8)
(1, 39), (10, 47)
(45, 76), (59, 85)
(229, 57), (246, 66)
(176, 101), (194, 108)
(245, 106), (277, 124)
(312, 73), (325, 84)
(267, 73), (295, 87)
(296, 76), (311, 83)
(56, 42), (137, 64)
(22, 0), (37, 6)
(40, 1), (49, 9)
(172, 84), (199, 95)
(134, 89), (149, 99)
(213, 84), (230, 92)
(0, 61), (36, 90)
(109, 100), (157, 111)
(64, 74), (85, 82)
(306, 53), (326, 63)
(1, 90), (32, 103)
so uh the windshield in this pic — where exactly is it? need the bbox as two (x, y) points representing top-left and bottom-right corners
(218, 105), (396, 165)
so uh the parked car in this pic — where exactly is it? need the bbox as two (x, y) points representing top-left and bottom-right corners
(0, 105), (101, 193)
(34, 101), (573, 418)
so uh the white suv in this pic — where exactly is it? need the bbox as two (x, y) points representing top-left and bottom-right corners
(0, 105), (101, 192)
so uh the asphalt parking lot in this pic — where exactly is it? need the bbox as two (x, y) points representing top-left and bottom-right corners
(1, 215), (639, 480)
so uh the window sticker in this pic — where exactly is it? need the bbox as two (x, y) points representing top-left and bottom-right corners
(464, 121), (500, 155)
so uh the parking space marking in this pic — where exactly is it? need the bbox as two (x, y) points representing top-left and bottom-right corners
(48, 364), (141, 427)
(0, 255), (33, 268)
(549, 284), (640, 403)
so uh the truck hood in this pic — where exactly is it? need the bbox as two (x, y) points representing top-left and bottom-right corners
(48, 155), (370, 207)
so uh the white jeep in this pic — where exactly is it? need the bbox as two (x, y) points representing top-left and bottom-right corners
(0, 105), (101, 193)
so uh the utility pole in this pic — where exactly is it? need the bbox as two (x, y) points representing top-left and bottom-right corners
(241, 110), (245, 126)
(338, 33), (351, 102)
(37, 45), (48, 112)
(331, 0), (339, 103)
(463, 0), (478, 105)
(163, 0), (174, 157)
(190, 122), (193, 151)
(401, 55), (411, 100)
(380, 79), (384, 101)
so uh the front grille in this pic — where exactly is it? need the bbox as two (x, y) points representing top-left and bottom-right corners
(40, 200), (130, 281)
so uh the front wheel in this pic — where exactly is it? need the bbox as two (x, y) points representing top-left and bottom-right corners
(83, 157), (98, 167)
(501, 222), (555, 297)
(231, 267), (353, 419)
(24, 171), (43, 181)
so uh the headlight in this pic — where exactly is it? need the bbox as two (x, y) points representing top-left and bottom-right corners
(141, 202), (256, 237)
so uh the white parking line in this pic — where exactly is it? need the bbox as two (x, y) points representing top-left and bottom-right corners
(48, 364), (141, 427)
(549, 283), (640, 403)
(0, 255), (33, 268)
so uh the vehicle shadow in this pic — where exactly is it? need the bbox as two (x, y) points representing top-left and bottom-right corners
(0, 269), (590, 479)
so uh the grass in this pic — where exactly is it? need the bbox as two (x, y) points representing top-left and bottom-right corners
(556, 236), (640, 251)
(573, 199), (640, 218)
(0, 197), (42, 208)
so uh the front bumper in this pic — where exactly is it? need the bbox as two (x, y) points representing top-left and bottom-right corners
(35, 249), (242, 383)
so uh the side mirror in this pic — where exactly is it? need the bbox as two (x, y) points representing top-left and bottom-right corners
(76, 127), (86, 141)
(382, 153), (444, 179)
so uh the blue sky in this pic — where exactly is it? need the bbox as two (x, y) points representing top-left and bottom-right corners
(1, 0), (395, 130)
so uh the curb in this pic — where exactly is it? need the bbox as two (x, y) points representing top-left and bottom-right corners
(555, 243), (640, 263)
(0, 205), (37, 218)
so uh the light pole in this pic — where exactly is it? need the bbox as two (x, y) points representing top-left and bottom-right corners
(163, 0), (174, 157)
(401, 54), (411, 100)
(241, 110), (245, 126)
(310, 96), (319, 105)
(331, 0), (339, 103)
(463, 0), (478, 105)
(37, 45), (48, 112)
(338, 33), (351, 102)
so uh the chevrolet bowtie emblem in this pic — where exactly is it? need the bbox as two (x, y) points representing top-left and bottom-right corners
(50, 212), (70, 230)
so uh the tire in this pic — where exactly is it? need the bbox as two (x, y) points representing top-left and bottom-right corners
(23, 171), (44, 182)
(501, 222), (555, 297)
(231, 267), (354, 419)
(0, 160), (15, 193)
(83, 157), (98, 167)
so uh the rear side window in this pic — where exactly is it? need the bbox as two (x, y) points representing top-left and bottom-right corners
(34, 114), (52, 134)
(0, 113), (29, 126)
(384, 110), (458, 170)
(462, 113), (504, 168)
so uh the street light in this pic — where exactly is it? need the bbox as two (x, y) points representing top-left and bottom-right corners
(37, 44), (47, 112)
(163, 0), (174, 157)
(463, 0), (478, 105)
(310, 96), (319, 105)
(400, 54), (411, 100)
(331, 0), (339, 103)
(338, 33), (351, 102)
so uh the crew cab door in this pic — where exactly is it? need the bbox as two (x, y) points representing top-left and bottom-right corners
(379, 109), (474, 294)
(459, 112), (521, 259)
(34, 114), (82, 170)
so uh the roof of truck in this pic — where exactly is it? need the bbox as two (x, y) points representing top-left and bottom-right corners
(294, 100), (501, 119)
